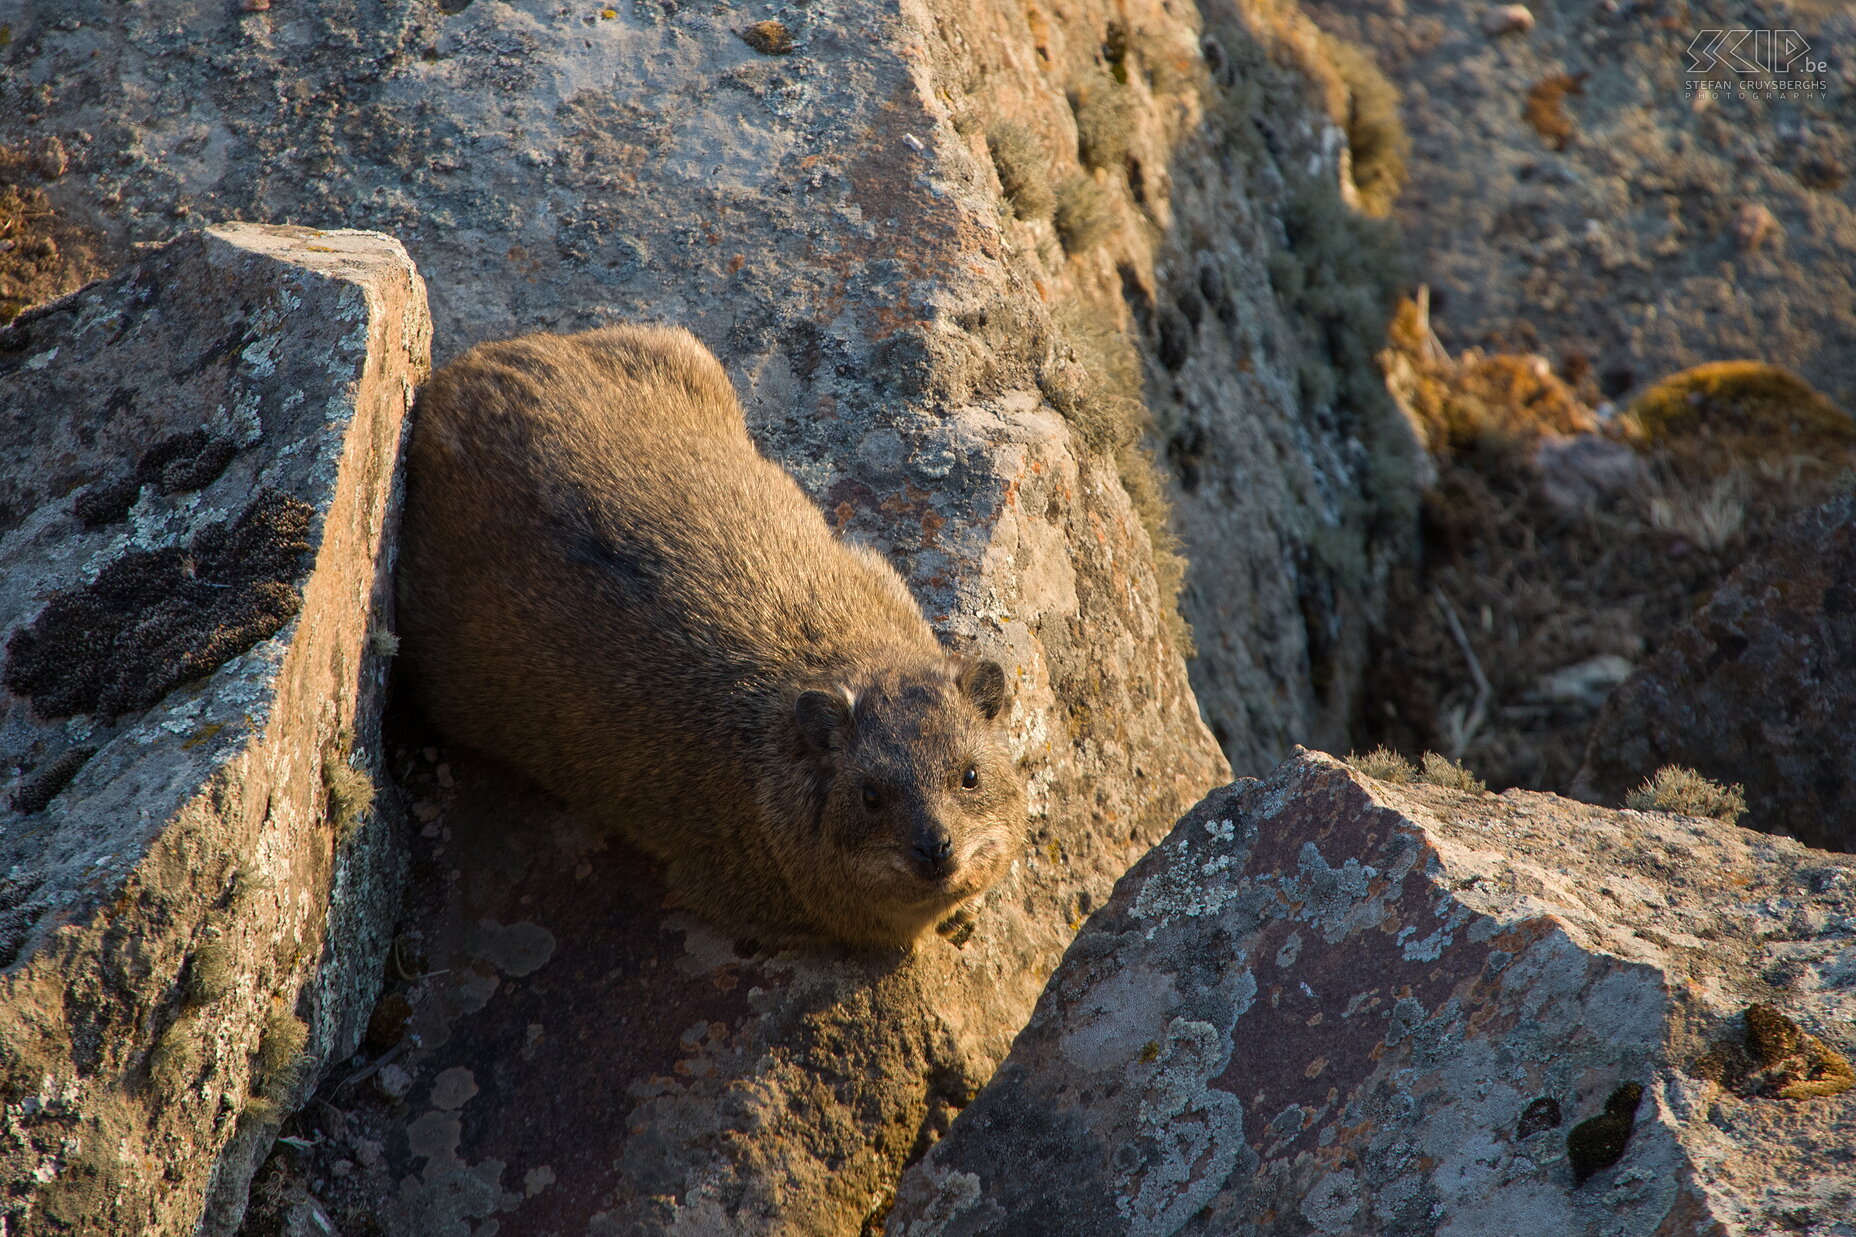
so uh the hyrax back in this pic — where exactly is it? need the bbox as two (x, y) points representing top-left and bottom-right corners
(398, 326), (1023, 947)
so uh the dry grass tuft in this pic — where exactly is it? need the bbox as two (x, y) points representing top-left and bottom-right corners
(186, 939), (237, 1007)
(1419, 751), (1486, 793)
(986, 122), (1055, 221)
(1043, 299), (1192, 656)
(323, 752), (377, 838)
(1070, 71), (1138, 171)
(1625, 766), (1746, 823)
(1348, 746), (1416, 783)
(1384, 297), (1595, 458)
(1053, 176), (1114, 255)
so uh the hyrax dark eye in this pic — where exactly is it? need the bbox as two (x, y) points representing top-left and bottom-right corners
(862, 782), (882, 812)
(961, 765), (979, 790)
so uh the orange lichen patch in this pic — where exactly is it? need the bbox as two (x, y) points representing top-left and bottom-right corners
(1622, 361), (1856, 481)
(1523, 74), (1584, 151)
(1381, 298), (1596, 458)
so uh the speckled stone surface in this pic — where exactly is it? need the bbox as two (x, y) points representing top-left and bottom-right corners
(0, 224), (427, 1236)
(889, 750), (1856, 1236)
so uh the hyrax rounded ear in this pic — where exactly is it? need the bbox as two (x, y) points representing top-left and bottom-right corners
(956, 657), (1009, 720)
(794, 688), (854, 752)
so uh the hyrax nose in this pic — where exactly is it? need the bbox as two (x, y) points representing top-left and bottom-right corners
(911, 830), (955, 879)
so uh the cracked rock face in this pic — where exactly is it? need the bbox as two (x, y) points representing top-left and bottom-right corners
(0, 224), (427, 1236)
(888, 751), (1856, 1236)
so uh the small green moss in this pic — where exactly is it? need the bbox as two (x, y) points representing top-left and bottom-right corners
(1567, 1082), (1641, 1185)
(1323, 37), (1409, 217)
(986, 122), (1055, 221)
(1696, 1004), (1856, 1100)
(1419, 751), (1485, 793)
(1070, 71), (1138, 170)
(186, 939), (237, 1007)
(1139, 1040), (1161, 1063)
(1348, 746), (1416, 783)
(1624, 765), (1746, 824)
(1053, 177), (1114, 256)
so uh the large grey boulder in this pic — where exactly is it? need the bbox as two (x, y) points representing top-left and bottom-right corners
(889, 751), (1856, 1235)
(0, 224), (426, 1236)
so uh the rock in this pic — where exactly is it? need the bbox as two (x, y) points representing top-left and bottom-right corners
(1577, 492), (1856, 852)
(1532, 432), (1643, 515)
(0, 0), (1414, 780)
(3, 0), (1423, 1229)
(1481, 5), (1536, 37)
(0, 224), (425, 1236)
(889, 751), (1856, 1235)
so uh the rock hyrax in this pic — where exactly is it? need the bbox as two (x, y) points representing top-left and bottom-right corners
(398, 325), (1023, 947)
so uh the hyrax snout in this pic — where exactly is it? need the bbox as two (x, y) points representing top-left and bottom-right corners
(397, 325), (1024, 948)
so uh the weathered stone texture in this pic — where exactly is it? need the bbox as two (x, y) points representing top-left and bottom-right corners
(1300, 0), (1856, 409)
(890, 751), (1856, 1236)
(0, 224), (426, 1235)
(1578, 493), (1856, 853)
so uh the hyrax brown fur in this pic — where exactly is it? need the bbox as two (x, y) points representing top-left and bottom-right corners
(398, 325), (1023, 948)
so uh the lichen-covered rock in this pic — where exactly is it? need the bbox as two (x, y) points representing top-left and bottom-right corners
(0, 223), (427, 1236)
(1576, 492), (1856, 853)
(1, 2), (1427, 1231)
(0, 0), (1415, 781)
(888, 751), (1856, 1236)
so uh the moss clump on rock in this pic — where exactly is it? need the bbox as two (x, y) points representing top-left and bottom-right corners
(1567, 1081), (1641, 1185)
(986, 122), (1055, 221)
(1624, 765), (1746, 824)
(1623, 361), (1856, 484)
(1695, 1003), (1855, 1100)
